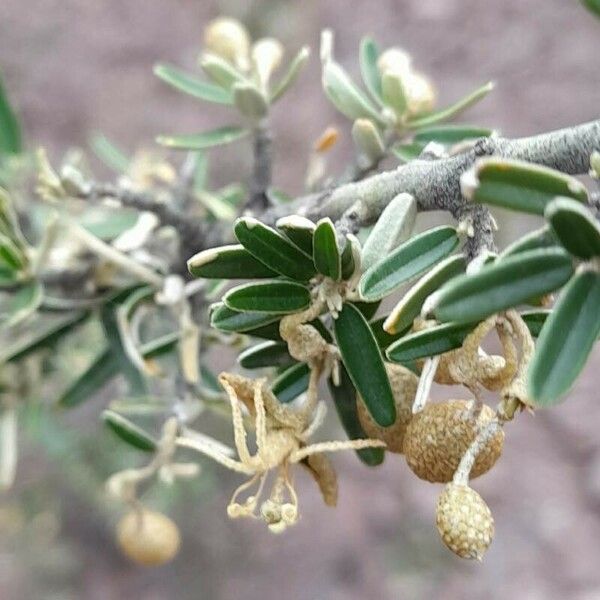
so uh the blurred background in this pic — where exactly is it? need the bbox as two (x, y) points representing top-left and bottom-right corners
(0, 1), (599, 598)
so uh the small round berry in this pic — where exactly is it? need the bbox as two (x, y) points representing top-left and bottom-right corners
(403, 400), (504, 482)
(116, 509), (180, 566)
(436, 483), (494, 560)
(357, 363), (418, 453)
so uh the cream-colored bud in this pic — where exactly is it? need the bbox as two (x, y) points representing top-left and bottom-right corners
(203, 17), (250, 69)
(377, 48), (412, 77)
(403, 70), (436, 116)
(252, 37), (284, 87)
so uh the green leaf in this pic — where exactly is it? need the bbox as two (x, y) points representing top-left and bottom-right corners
(384, 254), (466, 334)
(432, 248), (574, 324)
(333, 303), (395, 427)
(234, 216), (316, 281)
(313, 218), (341, 280)
(545, 197), (600, 259)
(0, 233), (26, 271)
(359, 37), (383, 103)
(328, 366), (385, 466)
(340, 235), (357, 281)
(140, 331), (180, 359)
(195, 190), (237, 221)
(210, 302), (280, 333)
(0, 312), (88, 364)
(359, 226), (459, 301)
(413, 125), (494, 145)
(276, 215), (315, 255)
(188, 244), (278, 279)
(157, 126), (249, 150)
(200, 54), (247, 90)
(238, 341), (294, 369)
(223, 280), (311, 314)
(353, 300), (381, 321)
(528, 270), (600, 406)
(1, 281), (43, 328)
(369, 316), (410, 350)
(381, 71), (407, 117)
(242, 319), (283, 341)
(233, 82), (268, 119)
(463, 158), (588, 215)
(89, 133), (130, 173)
(272, 363), (311, 403)
(391, 141), (426, 163)
(407, 81), (494, 128)
(361, 193), (417, 271)
(520, 309), (551, 337)
(58, 348), (118, 408)
(154, 63), (233, 104)
(499, 227), (557, 259)
(102, 410), (157, 452)
(582, 0), (600, 18)
(386, 321), (476, 362)
(0, 72), (23, 156)
(270, 46), (310, 103)
(322, 60), (385, 125)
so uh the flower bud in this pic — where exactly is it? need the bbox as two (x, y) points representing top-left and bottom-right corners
(252, 37), (284, 87)
(203, 17), (250, 70)
(377, 48), (412, 77)
(403, 70), (436, 116)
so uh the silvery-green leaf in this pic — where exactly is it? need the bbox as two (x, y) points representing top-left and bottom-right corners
(210, 302), (280, 333)
(157, 126), (249, 150)
(413, 125), (494, 145)
(154, 63), (233, 104)
(102, 410), (157, 452)
(361, 193), (417, 271)
(271, 362), (310, 403)
(89, 133), (130, 173)
(313, 218), (341, 280)
(0, 72), (22, 156)
(270, 46), (310, 103)
(407, 82), (494, 128)
(276, 215), (315, 255)
(328, 366), (385, 466)
(140, 331), (179, 359)
(386, 321), (477, 362)
(392, 141), (426, 163)
(238, 341), (294, 369)
(1, 281), (43, 328)
(431, 248), (574, 324)
(499, 227), (557, 259)
(381, 71), (407, 117)
(188, 244), (278, 279)
(528, 270), (600, 406)
(235, 216), (316, 281)
(545, 197), (600, 259)
(195, 190), (237, 221)
(200, 53), (247, 90)
(462, 158), (588, 215)
(223, 280), (311, 314)
(359, 37), (383, 104)
(233, 82), (268, 119)
(333, 303), (395, 427)
(351, 118), (385, 163)
(360, 225), (459, 301)
(322, 60), (385, 125)
(384, 254), (466, 334)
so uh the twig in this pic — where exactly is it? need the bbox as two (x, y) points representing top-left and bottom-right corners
(247, 118), (273, 211)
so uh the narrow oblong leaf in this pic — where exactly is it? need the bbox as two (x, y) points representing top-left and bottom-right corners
(361, 193), (417, 271)
(333, 303), (395, 427)
(200, 54), (247, 90)
(370, 316), (410, 350)
(392, 141), (426, 163)
(545, 196), (600, 259)
(0, 72), (22, 155)
(235, 217), (316, 281)
(413, 125), (494, 145)
(313, 218), (341, 280)
(360, 226), (459, 302)
(519, 309), (551, 337)
(270, 47), (310, 103)
(157, 126), (249, 150)
(328, 366), (385, 466)
(1, 281), (43, 328)
(381, 71), (407, 117)
(272, 363), (311, 404)
(233, 82), (268, 119)
(384, 254), (466, 334)
(140, 331), (179, 359)
(89, 133), (130, 173)
(432, 248), (574, 324)
(499, 227), (557, 259)
(386, 321), (476, 362)
(276, 215), (315, 255)
(238, 341), (294, 369)
(102, 410), (157, 452)
(359, 37), (383, 103)
(528, 270), (600, 406)
(210, 302), (280, 333)
(223, 280), (311, 314)
(0, 234), (26, 270)
(242, 319), (283, 341)
(154, 63), (233, 104)
(188, 244), (278, 279)
(463, 157), (588, 215)
(407, 81), (494, 128)
(582, 0), (600, 18)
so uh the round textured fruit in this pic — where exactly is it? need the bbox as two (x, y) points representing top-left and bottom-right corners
(116, 509), (180, 566)
(357, 363), (418, 453)
(436, 483), (494, 560)
(403, 400), (503, 482)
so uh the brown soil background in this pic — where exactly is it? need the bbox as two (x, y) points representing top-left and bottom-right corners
(1, 1), (600, 599)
